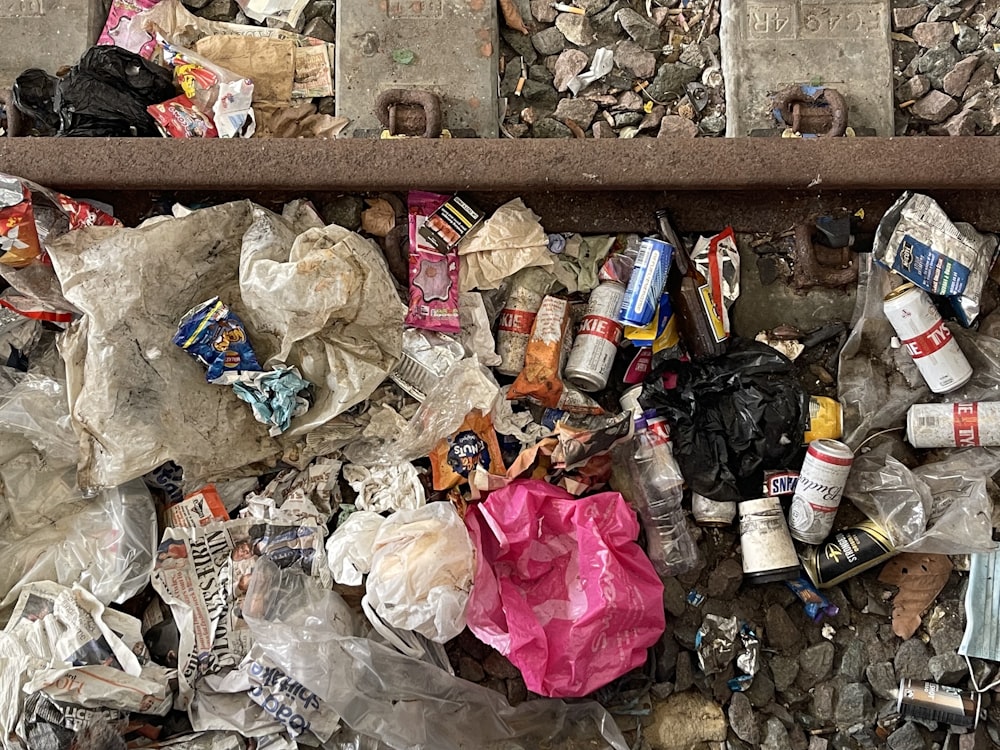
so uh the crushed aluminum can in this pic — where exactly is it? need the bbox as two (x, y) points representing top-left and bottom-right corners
(738, 497), (801, 584)
(695, 614), (738, 675)
(906, 402), (1000, 448)
(801, 520), (896, 589)
(883, 283), (973, 394)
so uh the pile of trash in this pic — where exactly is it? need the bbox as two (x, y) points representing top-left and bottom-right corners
(3, 173), (1000, 750)
(10, 0), (342, 139)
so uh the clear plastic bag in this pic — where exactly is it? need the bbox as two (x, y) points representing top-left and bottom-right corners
(845, 446), (1000, 554)
(839, 255), (1000, 448)
(244, 560), (629, 750)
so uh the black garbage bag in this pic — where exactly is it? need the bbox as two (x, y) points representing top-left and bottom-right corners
(11, 69), (61, 135)
(641, 338), (809, 502)
(14, 47), (176, 137)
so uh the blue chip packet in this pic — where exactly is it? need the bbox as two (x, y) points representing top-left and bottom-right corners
(173, 297), (262, 383)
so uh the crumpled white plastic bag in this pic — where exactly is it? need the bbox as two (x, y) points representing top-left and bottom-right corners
(239, 215), (405, 436)
(325, 511), (385, 586)
(458, 199), (552, 292)
(362, 503), (474, 644)
(341, 463), (425, 513)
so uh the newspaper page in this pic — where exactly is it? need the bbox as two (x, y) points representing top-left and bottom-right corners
(151, 520), (330, 708)
(6, 583), (172, 715)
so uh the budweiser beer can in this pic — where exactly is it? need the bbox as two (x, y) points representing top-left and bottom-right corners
(897, 679), (980, 728)
(738, 497), (801, 584)
(906, 402), (1000, 448)
(565, 281), (625, 392)
(883, 283), (973, 394)
(788, 439), (854, 544)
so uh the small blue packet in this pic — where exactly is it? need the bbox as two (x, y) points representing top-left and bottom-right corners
(173, 297), (262, 383)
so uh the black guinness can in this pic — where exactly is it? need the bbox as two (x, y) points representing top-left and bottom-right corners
(897, 679), (980, 728)
(800, 520), (896, 588)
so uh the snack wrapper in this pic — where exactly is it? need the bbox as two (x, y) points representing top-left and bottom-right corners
(173, 297), (262, 383)
(417, 195), (485, 252)
(429, 409), (506, 490)
(404, 194), (461, 335)
(508, 296), (569, 407)
(148, 94), (219, 138)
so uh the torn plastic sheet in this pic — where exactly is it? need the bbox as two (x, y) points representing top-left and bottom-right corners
(457, 292), (502, 367)
(839, 255), (1000, 449)
(844, 447), (1000, 555)
(325, 511), (384, 586)
(362, 503), (474, 646)
(344, 356), (501, 466)
(238, 214), (405, 437)
(48, 201), (283, 489)
(567, 47), (614, 96)
(458, 199), (553, 292)
(244, 559), (630, 750)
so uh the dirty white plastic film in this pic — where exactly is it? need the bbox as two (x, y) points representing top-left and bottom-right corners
(960, 549), (1000, 692)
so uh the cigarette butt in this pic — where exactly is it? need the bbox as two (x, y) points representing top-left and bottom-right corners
(899, 99), (916, 109)
(633, 80), (649, 93)
(552, 2), (585, 14)
(515, 76), (526, 95)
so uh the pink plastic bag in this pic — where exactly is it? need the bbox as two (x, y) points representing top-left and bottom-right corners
(464, 479), (665, 698)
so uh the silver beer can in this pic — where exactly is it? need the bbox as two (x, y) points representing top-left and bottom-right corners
(788, 439), (854, 545)
(906, 402), (1000, 448)
(883, 283), (973, 394)
(692, 493), (737, 527)
(738, 497), (801, 584)
(564, 281), (625, 392)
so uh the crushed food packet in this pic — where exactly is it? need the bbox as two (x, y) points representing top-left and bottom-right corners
(508, 295), (569, 408)
(405, 249), (460, 334)
(429, 409), (506, 490)
(786, 577), (840, 622)
(173, 297), (262, 384)
(231, 366), (312, 437)
(691, 227), (740, 337)
(874, 191), (998, 325)
(148, 93), (219, 138)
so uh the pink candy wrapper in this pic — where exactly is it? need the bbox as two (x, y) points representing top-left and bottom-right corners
(405, 191), (460, 333)
(464, 479), (665, 697)
(98, 0), (161, 58)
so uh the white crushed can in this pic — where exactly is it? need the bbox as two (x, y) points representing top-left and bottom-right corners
(692, 493), (737, 527)
(738, 497), (801, 584)
(788, 439), (854, 545)
(565, 280), (625, 392)
(883, 283), (973, 394)
(906, 402), (1000, 448)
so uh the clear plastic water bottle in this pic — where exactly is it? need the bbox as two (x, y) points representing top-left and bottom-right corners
(629, 410), (700, 578)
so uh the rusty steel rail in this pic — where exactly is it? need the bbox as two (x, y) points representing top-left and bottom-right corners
(1, 137), (1000, 193)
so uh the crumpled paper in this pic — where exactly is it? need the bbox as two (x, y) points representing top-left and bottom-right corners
(239, 215), (405, 436)
(458, 199), (552, 291)
(457, 292), (502, 367)
(231, 366), (311, 436)
(342, 463), (425, 513)
(325, 511), (385, 586)
(550, 234), (614, 294)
